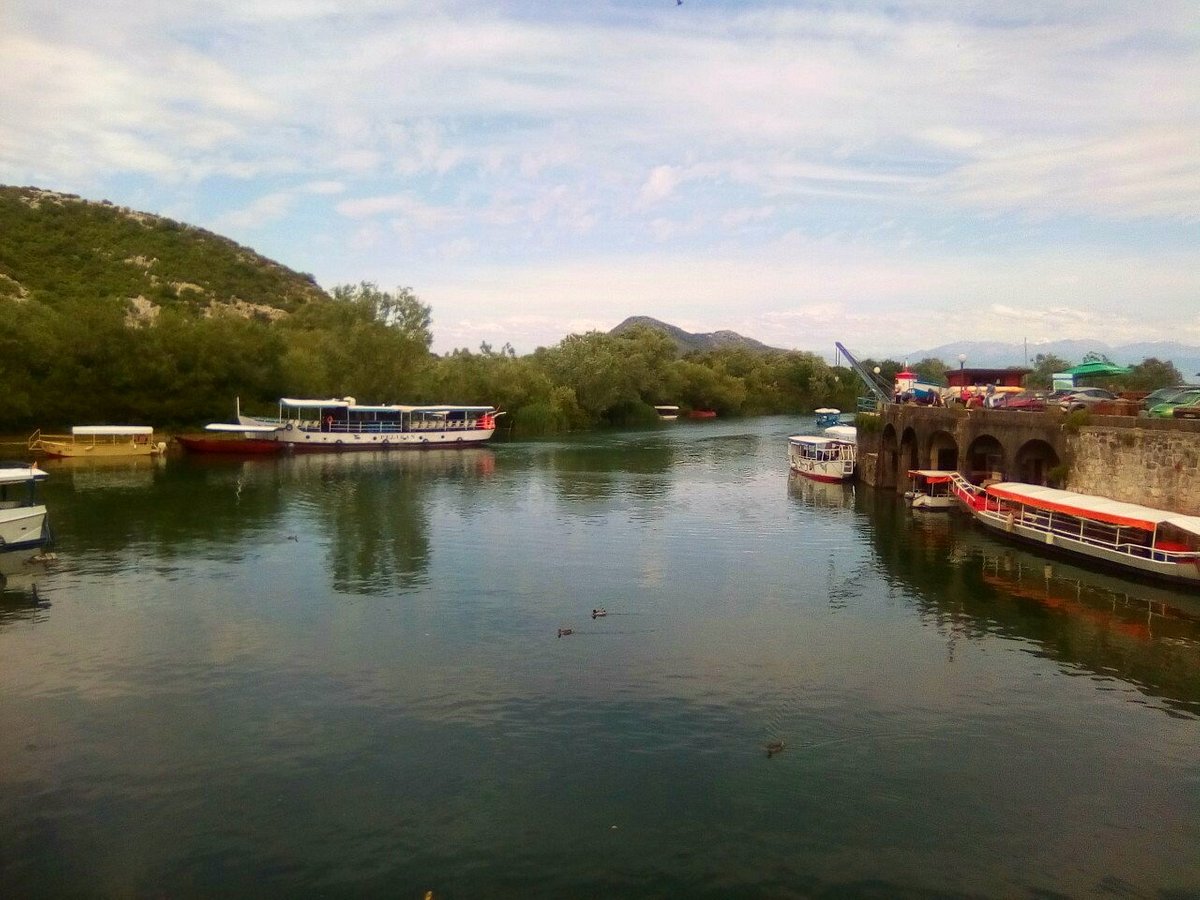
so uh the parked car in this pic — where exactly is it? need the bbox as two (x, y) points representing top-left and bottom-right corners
(995, 391), (1045, 411)
(1174, 397), (1200, 419)
(1142, 385), (1200, 412)
(1149, 388), (1200, 418)
(1060, 388), (1117, 412)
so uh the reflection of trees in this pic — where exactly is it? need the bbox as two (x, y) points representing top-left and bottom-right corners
(865, 491), (1200, 716)
(290, 450), (495, 595)
(544, 434), (676, 507)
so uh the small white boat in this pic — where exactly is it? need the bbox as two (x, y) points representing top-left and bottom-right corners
(904, 470), (957, 510)
(814, 407), (842, 428)
(0, 464), (51, 554)
(29, 425), (166, 458)
(787, 434), (856, 483)
(949, 474), (1200, 589)
(236, 397), (501, 451)
(654, 405), (680, 421)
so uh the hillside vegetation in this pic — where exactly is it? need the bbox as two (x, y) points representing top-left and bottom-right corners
(0, 185), (895, 433)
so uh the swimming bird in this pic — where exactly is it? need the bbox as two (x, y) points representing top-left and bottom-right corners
(558, 628), (574, 638)
(765, 740), (785, 758)
(592, 608), (607, 619)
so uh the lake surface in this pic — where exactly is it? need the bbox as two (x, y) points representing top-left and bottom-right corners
(2, 416), (1198, 898)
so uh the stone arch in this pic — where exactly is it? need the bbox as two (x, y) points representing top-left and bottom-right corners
(927, 429), (959, 471)
(899, 427), (920, 487)
(879, 424), (900, 490)
(1013, 439), (1060, 487)
(965, 434), (1006, 481)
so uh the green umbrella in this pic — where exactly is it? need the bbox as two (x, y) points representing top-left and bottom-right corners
(1063, 361), (1132, 377)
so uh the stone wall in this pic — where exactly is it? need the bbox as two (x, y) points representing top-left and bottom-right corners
(1067, 418), (1200, 515)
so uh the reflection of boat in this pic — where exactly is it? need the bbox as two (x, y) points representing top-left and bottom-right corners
(787, 424), (856, 483)
(29, 425), (166, 458)
(176, 424), (287, 455)
(654, 405), (680, 421)
(279, 446), (496, 477)
(0, 464), (51, 555)
(904, 470), (956, 510)
(950, 474), (1200, 589)
(236, 397), (501, 451)
(39, 454), (162, 490)
(787, 471), (855, 509)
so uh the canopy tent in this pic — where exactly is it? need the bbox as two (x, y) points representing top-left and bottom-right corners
(1063, 361), (1132, 377)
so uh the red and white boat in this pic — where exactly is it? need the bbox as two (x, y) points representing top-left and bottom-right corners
(176, 424), (288, 455)
(949, 474), (1200, 589)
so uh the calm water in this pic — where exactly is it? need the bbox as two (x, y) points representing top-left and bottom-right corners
(2, 417), (1198, 899)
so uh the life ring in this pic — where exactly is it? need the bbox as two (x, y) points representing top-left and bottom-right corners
(381, 439), (390, 449)
(285, 423), (294, 432)
(325, 415), (334, 427)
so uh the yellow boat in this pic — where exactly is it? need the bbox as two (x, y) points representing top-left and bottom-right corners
(28, 426), (166, 459)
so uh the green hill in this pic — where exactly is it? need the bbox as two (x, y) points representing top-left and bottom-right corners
(0, 185), (328, 318)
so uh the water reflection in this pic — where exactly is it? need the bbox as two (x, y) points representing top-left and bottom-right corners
(868, 489), (1200, 717)
(786, 472), (856, 511)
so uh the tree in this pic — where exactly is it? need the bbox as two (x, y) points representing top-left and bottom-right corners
(1122, 358), (1183, 392)
(1026, 353), (1073, 389)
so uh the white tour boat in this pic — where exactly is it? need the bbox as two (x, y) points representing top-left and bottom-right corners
(949, 474), (1200, 589)
(654, 405), (680, 421)
(787, 431), (857, 483)
(236, 397), (501, 451)
(0, 464), (51, 554)
(904, 470), (957, 510)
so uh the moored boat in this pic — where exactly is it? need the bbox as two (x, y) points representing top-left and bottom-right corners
(814, 407), (842, 428)
(904, 470), (957, 510)
(654, 405), (680, 421)
(0, 464), (52, 555)
(235, 397), (502, 451)
(688, 409), (717, 419)
(29, 426), (166, 458)
(176, 424), (288, 455)
(949, 474), (1200, 589)
(787, 434), (856, 483)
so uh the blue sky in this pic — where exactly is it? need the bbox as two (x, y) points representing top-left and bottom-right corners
(2, 0), (1197, 356)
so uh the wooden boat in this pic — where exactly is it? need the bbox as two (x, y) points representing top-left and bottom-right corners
(236, 397), (502, 451)
(176, 424), (287, 455)
(787, 433), (856, 483)
(949, 473), (1200, 589)
(904, 470), (957, 510)
(28, 426), (165, 458)
(0, 464), (51, 554)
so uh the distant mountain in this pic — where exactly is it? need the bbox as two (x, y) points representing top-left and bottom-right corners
(906, 339), (1200, 378)
(611, 316), (781, 355)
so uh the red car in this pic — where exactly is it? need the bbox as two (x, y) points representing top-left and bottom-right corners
(995, 391), (1046, 411)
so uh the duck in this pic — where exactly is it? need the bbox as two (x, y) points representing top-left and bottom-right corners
(765, 740), (785, 758)
(558, 628), (574, 638)
(591, 608), (607, 619)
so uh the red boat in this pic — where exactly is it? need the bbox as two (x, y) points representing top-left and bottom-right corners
(688, 409), (717, 419)
(176, 424), (286, 455)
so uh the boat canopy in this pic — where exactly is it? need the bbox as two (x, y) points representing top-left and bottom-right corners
(814, 407), (840, 415)
(280, 398), (352, 409)
(71, 425), (153, 436)
(0, 465), (46, 485)
(205, 423), (282, 434)
(908, 470), (954, 483)
(986, 482), (1200, 537)
(823, 425), (857, 441)
(788, 435), (845, 447)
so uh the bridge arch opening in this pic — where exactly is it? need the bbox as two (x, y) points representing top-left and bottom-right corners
(1014, 439), (1061, 487)
(927, 429), (959, 471)
(899, 427), (920, 483)
(965, 435), (1005, 482)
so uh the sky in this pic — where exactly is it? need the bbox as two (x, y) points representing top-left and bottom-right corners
(2, 1), (1198, 357)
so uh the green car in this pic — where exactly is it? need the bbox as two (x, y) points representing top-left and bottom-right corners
(1148, 388), (1200, 417)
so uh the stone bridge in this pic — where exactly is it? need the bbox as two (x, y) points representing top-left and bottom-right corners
(857, 405), (1200, 515)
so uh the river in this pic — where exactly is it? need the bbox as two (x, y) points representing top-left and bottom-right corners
(1, 416), (1198, 898)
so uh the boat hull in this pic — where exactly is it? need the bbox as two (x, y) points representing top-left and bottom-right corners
(36, 441), (160, 459)
(177, 436), (286, 455)
(238, 416), (495, 451)
(0, 506), (50, 552)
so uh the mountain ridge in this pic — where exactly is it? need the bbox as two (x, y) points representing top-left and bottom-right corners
(610, 316), (782, 354)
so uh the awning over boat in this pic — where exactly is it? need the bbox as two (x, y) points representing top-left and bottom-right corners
(908, 470), (954, 483)
(205, 423), (282, 434)
(71, 425), (153, 436)
(985, 482), (1200, 536)
(788, 435), (845, 446)
(823, 425), (857, 441)
(279, 398), (352, 409)
(0, 465), (46, 485)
